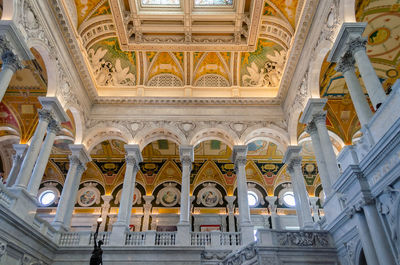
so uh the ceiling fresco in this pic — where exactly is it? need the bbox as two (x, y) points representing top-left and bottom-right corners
(60, 0), (301, 97)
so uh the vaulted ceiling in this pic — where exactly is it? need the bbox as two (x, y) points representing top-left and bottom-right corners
(56, 0), (301, 97)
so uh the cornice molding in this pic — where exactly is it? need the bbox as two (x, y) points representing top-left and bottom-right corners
(93, 96), (282, 105)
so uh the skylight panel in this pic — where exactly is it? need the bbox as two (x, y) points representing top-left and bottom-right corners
(141, 0), (180, 6)
(194, 0), (233, 6)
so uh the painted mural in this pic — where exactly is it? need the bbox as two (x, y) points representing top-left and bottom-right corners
(88, 38), (136, 86)
(241, 39), (286, 87)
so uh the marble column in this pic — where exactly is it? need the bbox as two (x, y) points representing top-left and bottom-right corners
(0, 48), (23, 102)
(351, 209), (379, 265)
(305, 121), (332, 196)
(27, 119), (61, 197)
(177, 145), (194, 245)
(284, 146), (314, 229)
(348, 36), (386, 109)
(13, 97), (68, 190)
(232, 145), (254, 244)
(313, 112), (340, 182)
(266, 196), (280, 230)
(336, 52), (373, 126)
(13, 109), (53, 189)
(5, 144), (27, 187)
(142, 195), (154, 231)
(52, 145), (91, 231)
(301, 99), (339, 190)
(225, 195), (236, 232)
(363, 202), (396, 265)
(100, 195), (113, 232)
(110, 145), (142, 245)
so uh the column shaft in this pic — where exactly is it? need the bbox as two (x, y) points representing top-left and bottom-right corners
(27, 120), (60, 196)
(115, 159), (138, 226)
(236, 160), (251, 225)
(292, 164), (314, 228)
(314, 113), (340, 183)
(179, 162), (191, 224)
(0, 67), (15, 101)
(363, 204), (396, 265)
(354, 211), (379, 265)
(5, 144), (27, 187)
(343, 69), (373, 126)
(306, 122), (332, 195)
(350, 37), (386, 109)
(14, 109), (52, 189)
(52, 158), (80, 230)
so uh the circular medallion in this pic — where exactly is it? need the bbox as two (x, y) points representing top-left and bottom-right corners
(156, 183), (180, 207)
(77, 185), (101, 207)
(368, 27), (390, 45)
(79, 190), (96, 206)
(201, 190), (219, 207)
(386, 69), (398, 78)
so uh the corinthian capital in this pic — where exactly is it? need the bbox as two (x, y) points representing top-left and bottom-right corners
(305, 121), (318, 135)
(47, 119), (61, 134)
(1, 51), (23, 72)
(179, 145), (194, 167)
(313, 111), (327, 125)
(348, 36), (367, 54)
(38, 109), (53, 123)
(336, 51), (355, 73)
(125, 155), (140, 171)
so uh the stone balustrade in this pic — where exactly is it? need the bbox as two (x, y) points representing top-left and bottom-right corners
(191, 232), (211, 246)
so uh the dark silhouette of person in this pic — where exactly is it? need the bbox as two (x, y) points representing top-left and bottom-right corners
(90, 239), (103, 265)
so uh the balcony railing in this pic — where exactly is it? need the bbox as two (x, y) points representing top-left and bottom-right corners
(59, 232), (81, 246)
(125, 232), (146, 246)
(190, 232), (211, 246)
(220, 232), (241, 246)
(155, 231), (176, 246)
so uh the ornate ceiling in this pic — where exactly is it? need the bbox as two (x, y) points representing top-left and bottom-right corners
(56, 0), (302, 97)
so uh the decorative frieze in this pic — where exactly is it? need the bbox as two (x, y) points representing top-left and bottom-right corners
(275, 231), (330, 247)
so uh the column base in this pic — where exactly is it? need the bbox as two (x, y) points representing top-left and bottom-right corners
(176, 223), (191, 246)
(110, 222), (129, 246)
(239, 223), (255, 245)
(51, 221), (69, 233)
(7, 187), (38, 224)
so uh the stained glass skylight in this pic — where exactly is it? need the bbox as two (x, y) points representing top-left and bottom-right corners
(194, 0), (233, 6)
(141, 0), (180, 6)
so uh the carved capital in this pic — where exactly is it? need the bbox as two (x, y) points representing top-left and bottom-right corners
(288, 156), (302, 171)
(1, 51), (23, 72)
(47, 119), (61, 134)
(336, 51), (355, 73)
(181, 156), (193, 168)
(68, 154), (81, 166)
(125, 155), (139, 171)
(305, 120), (318, 136)
(38, 109), (53, 123)
(313, 111), (327, 125)
(348, 36), (367, 54)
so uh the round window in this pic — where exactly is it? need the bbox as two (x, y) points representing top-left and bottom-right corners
(282, 191), (296, 207)
(248, 191), (258, 207)
(39, 190), (56, 206)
